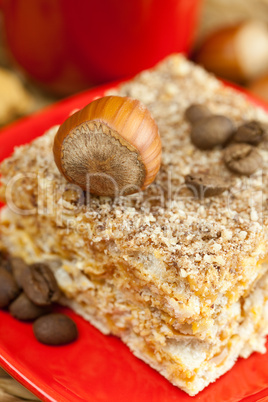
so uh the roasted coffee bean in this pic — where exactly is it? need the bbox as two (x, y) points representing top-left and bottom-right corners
(224, 143), (263, 175)
(0, 267), (20, 308)
(10, 257), (28, 288)
(190, 115), (234, 150)
(22, 263), (61, 306)
(33, 314), (78, 345)
(233, 121), (267, 145)
(9, 292), (51, 321)
(185, 173), (229, 198)
(184, 104), (211, 124)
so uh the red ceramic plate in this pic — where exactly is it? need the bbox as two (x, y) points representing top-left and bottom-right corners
(1, 79), (268, 402)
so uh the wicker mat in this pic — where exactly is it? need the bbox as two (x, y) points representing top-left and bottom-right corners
(0, 368), (40, 402)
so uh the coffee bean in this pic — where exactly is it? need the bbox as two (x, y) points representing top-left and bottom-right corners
(185, 173), (229, 198)
(9, 293), (51, 321)
(185, 104), (211, 124)
(224, 143), (263, 175)
(33, 314), (78, 345)
(10, 257), (28, 289)
(0, 267), (20, 308)
(22, 263), (61, 306)
(191, 115), (234, 150)
(233, 121), (267, 145)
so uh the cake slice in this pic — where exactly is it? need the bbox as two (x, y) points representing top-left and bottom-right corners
(1, 54), (268, 396)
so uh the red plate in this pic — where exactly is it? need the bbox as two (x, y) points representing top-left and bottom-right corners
(1, 79), (268, 402)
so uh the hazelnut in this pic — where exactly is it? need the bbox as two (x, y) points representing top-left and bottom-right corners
(195, 21), (268, 83)
(53, 96), (162, 196)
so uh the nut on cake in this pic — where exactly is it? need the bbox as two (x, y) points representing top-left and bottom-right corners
(1, 54), (268, 396)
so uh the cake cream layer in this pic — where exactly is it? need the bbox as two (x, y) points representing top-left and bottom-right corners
(1, 206), (268, 345)
(1, 54), (268, 395)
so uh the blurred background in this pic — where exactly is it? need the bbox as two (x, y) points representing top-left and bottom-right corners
(1, 0), (268, 130)
(1, 0), (268, 400)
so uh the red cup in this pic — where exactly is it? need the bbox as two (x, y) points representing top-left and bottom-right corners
(2, 0), (202, 96)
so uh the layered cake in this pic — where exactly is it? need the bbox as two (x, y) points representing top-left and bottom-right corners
(1, 54), (268, 395)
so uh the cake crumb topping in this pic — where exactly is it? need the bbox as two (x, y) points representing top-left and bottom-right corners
(1, 54), (268, 298)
